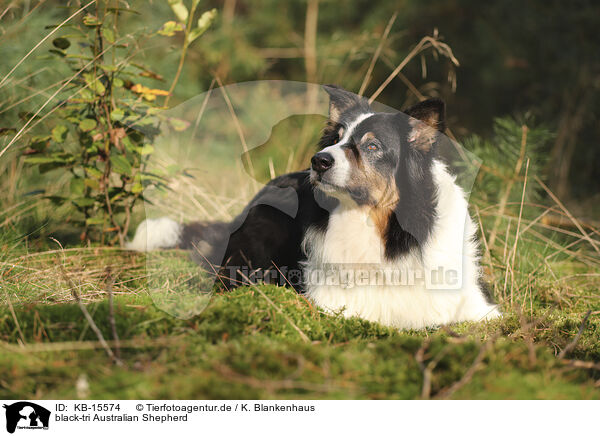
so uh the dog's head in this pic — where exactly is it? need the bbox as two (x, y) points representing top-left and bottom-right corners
(311, 85), (445, 211)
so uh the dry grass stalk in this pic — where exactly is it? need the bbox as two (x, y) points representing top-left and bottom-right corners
(214, 75), (258, 191)
(369, 31), (459, 103)
(358, 12), (397, 96)
(50, 238), (123, 366)
(488, 125), (528, 249)
(304, 0), (319, 113)
(5, 295), (26, 346)
(236, 269), (310, 343)
(105, 267), (121, 359)
(535, 176), (600, 256)
(509, 158), (530, 304)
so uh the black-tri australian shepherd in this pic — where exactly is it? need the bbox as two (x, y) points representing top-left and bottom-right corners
(128, 85), (500, 329)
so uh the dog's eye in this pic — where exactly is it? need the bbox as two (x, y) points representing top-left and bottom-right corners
(367, 143), (378, 151)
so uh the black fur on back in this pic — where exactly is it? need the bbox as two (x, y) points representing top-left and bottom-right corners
(181, 171), (331, 291)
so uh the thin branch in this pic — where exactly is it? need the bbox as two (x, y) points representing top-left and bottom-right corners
(557, 310), (592, 359)
(164, 1), (199, 107)
(434, 333), (500, 399)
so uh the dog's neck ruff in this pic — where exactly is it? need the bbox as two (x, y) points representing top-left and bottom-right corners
(302, 160), (500, 329)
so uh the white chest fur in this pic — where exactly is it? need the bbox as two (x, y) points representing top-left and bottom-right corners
(302, 161), (500, 329)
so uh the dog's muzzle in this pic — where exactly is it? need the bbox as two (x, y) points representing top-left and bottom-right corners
(311, 152), (334, 174)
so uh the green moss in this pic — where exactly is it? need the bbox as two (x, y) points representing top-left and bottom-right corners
(1, 285), (598, 400)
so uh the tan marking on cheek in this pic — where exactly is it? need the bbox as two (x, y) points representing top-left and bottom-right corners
(346, 163), (398, 213)
(369, 181), (399, 237)
(364, 167), (396, 202)
(369, 208), (393, 239)
(363, 171), (399, 237)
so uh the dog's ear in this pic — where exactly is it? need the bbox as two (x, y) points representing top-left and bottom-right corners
(404, 98), (445, 153)
(405, 98), (445, 132)
(323, 85), (369, 123)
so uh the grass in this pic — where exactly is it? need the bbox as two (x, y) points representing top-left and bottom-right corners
(0, 233), (599, 399)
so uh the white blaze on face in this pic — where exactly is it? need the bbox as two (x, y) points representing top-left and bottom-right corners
(316, 112), (373, 188)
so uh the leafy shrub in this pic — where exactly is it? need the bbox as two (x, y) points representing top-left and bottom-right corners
(22, 1), (216, 245)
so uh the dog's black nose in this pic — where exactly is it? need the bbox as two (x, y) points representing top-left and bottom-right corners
(311, 152), (334, 173)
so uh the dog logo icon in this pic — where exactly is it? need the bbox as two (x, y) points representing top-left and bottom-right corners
(2, 402), (50, 434)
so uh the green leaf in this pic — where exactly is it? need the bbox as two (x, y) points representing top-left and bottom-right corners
(110, 153), (133, 176)
(39, 162), (63, 174)
(121, 136), (134, 151)
(110, 108), (125, 122)
(52, 37), (70, 50)
(103, 28), (115, 43)
(85, 166), (104, 179)
(85, 216), (105, 226)
(158, 20), (184, 36)
(79, 118), (97, 132)
(83, 14), (102, 27)
(83, 73), (106, 95)
(84, 178), (100, 190)
(24, 155), (67, 164)
(188, 9), (217, 43)
(168, 0), (189, 22)
(72, 197), (96, 207)
(30, 134), (51, 142)
(52, 124), (68, 143)
(131, 182), (144, 194)
(70, 178), (85, 195)
(79, 88), (95, 101)
(100, 64), (118, 73)
(49, 49), (66, 57)
(138, 144), (154, 155)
